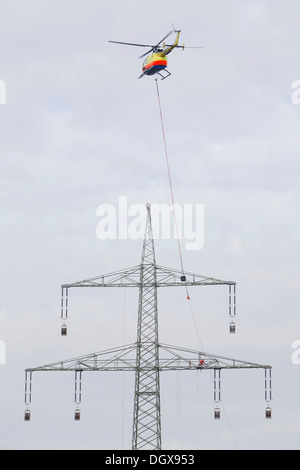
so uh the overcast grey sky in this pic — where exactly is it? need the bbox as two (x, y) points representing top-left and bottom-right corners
(0, 0), (300, 450)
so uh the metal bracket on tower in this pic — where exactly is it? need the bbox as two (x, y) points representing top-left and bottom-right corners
(214, 369), (221, 419)
(74, 370), (82, 421)
(229, 284), (237, 334)
(264, 367), (272, 419)
(24, 370), (32, 421)
(61, 287), (68, 336)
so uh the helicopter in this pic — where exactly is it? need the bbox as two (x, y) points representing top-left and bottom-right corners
(109, 29), (202, 80)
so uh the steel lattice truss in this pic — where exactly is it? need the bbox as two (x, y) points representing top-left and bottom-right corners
(25, 342), (271, 373)
(25, 204), (272, 450)
(60, 264), (236, 289)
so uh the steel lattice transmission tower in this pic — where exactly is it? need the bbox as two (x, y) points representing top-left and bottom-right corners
(24, 204), (272, 449)
(132, 204), (161, 449)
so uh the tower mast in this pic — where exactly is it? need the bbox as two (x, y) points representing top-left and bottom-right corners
(132, 203), (161, 449)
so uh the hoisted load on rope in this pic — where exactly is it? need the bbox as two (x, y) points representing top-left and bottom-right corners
(230, 322), (236, 334)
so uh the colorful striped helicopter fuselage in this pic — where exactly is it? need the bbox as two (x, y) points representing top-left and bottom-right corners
(142, 52), (168, 76)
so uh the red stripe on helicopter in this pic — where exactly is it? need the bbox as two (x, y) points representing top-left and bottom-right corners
(144, 60), (167, 71)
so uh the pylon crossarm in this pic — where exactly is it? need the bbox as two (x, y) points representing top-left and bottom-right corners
(158, 344), (271, 371)
(156, 265), (236, 287)
(60, 264), (236, 325)
(62, 265), (142, 289)
(61, 265), (236, 289)
(25, 342), (271, 374)
(25, 344), (138, 373)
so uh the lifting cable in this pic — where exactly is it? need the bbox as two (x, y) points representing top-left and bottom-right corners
(155, 79), (190, 301)
(155, 79), (239, 450)
(155, 79), (207, 352)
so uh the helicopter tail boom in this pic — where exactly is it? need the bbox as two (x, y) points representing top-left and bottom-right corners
(158, 30), (181, 57)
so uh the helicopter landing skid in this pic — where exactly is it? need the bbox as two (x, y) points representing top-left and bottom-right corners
(157, 69), (171, 80)
(138, 69), (171, 80)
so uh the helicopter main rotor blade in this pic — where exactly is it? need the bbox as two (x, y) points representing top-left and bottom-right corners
(139, 30), (174, 58)
(155, 30), (173, 48)
(108, 40), (156, 48)
(164, 45), (204, 49)
(109, 31), (180, 59)
(139, 48), (155, 59)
